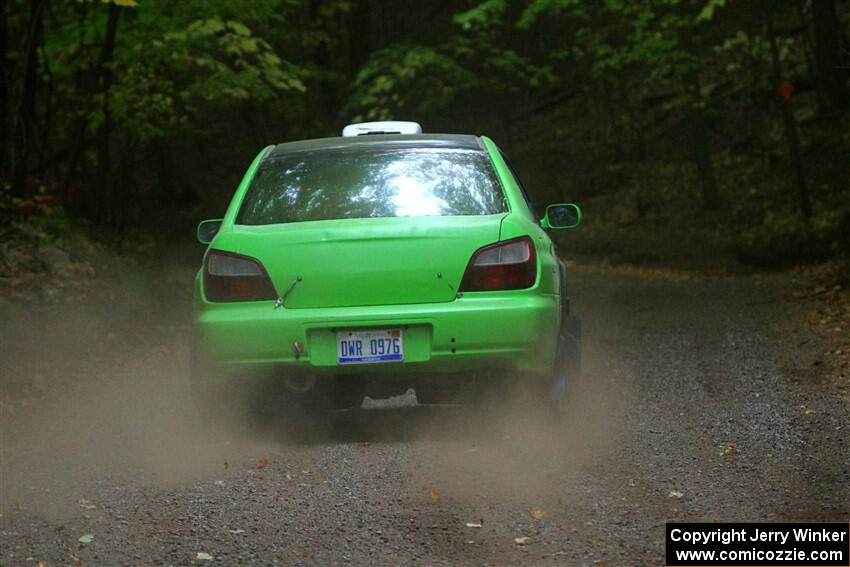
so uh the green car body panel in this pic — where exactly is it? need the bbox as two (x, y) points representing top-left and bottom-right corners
(192, 131), (579, 401)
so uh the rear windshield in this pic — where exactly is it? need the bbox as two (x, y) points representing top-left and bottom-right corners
(236, 147), (507, 225)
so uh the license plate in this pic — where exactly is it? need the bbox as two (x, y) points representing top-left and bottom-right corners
(337, 329), (403, 364)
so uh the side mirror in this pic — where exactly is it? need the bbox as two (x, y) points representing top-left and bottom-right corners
(541, 204), (581, 230)
(197, 219), (223, 244)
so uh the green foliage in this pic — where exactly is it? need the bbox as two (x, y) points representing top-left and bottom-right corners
(590, 2), (699, 81)
(517, 0), (585, 29)
(108, 16), (304, 141)
(519, 0), (709, 110)
(4, 0), (849, 268)
(347, 4), (556, 126)
(697, 0), (728, 22)
(454, 0), (508, 30)
(37, 1), (306, 145)
(348, 44), (477, 121)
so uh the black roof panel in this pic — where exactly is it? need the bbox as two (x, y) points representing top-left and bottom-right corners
(267, 134), (483, 157)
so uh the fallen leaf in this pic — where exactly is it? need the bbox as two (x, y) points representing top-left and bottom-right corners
(722, 445), (737, 456)
(465, 522), (482, 528)
(285, 473), (294, 481)
(256, 457), (268, 470)
(429, 491), (442, 503)
(668, 490), (684, 498)
(301, 469), (313, 475)
(196, 552), (214, 561)
(514, 536), (532, 545)
(594, 562), (609, 567)
(529, 509), (546, 520)
(804, 408), (816, 415)
(77, 498), (96, 510)
(78, 534), (94, 544)
(37, 562), (47, 567)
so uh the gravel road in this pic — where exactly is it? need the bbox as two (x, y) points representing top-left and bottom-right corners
(1, 267), (848, 566)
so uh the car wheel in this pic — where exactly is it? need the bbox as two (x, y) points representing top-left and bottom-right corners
(539, 316), (581, 423)
(553, 315), (581, 400)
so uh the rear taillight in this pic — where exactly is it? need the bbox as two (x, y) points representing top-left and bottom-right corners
(203, 250), (277, 302)
(459, 236), (537, 292)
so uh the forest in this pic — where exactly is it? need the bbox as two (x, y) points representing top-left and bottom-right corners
(1, 0), (849, 268)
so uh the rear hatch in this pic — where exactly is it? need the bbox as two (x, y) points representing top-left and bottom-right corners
(218, 138), (510, 308)
(216, 215), (504, 308)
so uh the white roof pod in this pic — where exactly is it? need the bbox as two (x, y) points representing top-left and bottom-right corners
(342, 121), (422, 137)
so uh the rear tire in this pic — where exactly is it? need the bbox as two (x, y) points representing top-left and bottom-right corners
(552, 315), (581, 400)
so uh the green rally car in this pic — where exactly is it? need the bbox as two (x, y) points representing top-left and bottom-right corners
(192, 121), (581, 414)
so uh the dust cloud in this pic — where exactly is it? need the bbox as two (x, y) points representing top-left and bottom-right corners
(0, 267), (260, 521)
(1, 264), (623, 526)
(403, 368), (624, 511)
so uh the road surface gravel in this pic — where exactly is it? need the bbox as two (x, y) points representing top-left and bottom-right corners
(1, 267), (848, 566)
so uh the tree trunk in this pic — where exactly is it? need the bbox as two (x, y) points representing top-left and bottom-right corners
(618, 80), (649, 218)
(10, 0), (44, 198)
(679, 30), (721, 212)
(812, 0), (849, 112)
(37, 20), (52, 171)
(91, 2), (121, 223)
(686, 72), (721, 211)
(65, 2), (90, 214)
(0, 0), (9, 178)
(767, 8), (812, 219)
(797, 0), (817, 79)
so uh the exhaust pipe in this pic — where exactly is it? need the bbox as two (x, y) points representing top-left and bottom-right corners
(283, 373), (317, 394)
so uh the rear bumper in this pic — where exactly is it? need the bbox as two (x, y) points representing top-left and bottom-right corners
(193, 290), (560, 383)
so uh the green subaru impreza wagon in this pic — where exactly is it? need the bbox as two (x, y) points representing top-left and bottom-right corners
(192, 121), (581, 415)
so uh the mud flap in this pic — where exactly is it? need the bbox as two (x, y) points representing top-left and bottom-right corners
(550, 315), (581, 401)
